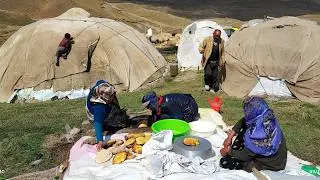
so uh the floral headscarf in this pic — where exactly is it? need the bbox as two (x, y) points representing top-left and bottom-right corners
(90, 81), (116, 104)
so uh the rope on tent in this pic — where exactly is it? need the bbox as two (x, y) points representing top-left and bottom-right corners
(225, 51), (269, 96)
(95, 20), (159, 67)
(117, 22), (158, 67)
(101, 44), (114, 84)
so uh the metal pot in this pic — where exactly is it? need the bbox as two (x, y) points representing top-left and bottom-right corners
(172, 136), (215, 160)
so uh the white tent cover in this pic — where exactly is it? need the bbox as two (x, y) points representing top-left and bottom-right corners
(177, 20), (228, 69)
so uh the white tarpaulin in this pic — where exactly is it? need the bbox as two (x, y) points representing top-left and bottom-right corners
(64, 109), (316, 180)
(177, 20), (228, 69)
(249, 76), (293, 97)
(9, 88), (90, 102)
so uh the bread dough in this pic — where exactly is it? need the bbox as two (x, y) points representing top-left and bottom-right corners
(95, 149), (113, 164)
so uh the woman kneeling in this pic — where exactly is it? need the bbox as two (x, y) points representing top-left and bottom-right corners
(220, 96), (287, 172)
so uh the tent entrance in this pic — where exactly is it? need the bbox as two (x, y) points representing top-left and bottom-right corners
(85, 36), (100, 72)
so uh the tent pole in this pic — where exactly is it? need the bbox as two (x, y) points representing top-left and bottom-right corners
(200, 66), (204, 93)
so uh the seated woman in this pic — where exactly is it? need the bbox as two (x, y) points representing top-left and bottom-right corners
(86, 80), (128, 150)
(220, 96), (287, 172)
(141, 91), (199, 124)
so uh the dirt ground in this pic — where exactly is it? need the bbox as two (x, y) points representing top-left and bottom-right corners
(8, 167), (59, 180)
(110, 0), (320, 21)
(0, 0), (192, 45)
(1, 0), (318, 46)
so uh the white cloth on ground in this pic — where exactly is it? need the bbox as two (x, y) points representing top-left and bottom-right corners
(64, 117), (317, 180)
(138, 130), (217, 178)
(142, 130), (173, 154)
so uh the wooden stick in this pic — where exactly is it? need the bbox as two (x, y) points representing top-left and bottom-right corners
(127, 109), (152, 119)
(252, 167), (268, 180)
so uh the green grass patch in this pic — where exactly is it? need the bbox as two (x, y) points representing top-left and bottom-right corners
(0, 71), (319, 178)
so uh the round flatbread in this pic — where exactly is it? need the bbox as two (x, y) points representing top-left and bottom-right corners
(138, 123), (148, 128)
(136, 136), (146, 145)
(112, 140), (124, 147)
(127, 133), (145, 139)
(124, 138), (136, 147)
(133, 144), (143, 154)
(112, 152), (127, 164)
(144, 133), (152, 142)
(106, 139), (117, 147)
(183, 137), (200, 146)
(126, 153), (136, 160)
(95, 149), (113, 164)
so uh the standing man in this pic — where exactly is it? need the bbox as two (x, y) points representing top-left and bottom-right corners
(56, 33), (74, 66)
(199, 29), (225, 92)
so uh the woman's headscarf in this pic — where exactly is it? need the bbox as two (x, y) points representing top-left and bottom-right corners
(141, 91), (158, 112)
(90, 80), (116, 104)
(243, 96), (283, 156)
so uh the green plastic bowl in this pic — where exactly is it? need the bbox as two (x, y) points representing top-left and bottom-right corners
(151, 119), (190, 140)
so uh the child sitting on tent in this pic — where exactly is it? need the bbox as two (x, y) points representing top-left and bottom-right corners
(86, 80), (129, 150)
(55, 33), (74, 66)
(141, 91), (199, 124)
(220, 96), (287, 172)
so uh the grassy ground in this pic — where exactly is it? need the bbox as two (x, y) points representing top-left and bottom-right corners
(0, 71), (319, 178)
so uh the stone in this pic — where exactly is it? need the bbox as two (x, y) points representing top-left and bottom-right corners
(63, 134), (74, 143)
(82, 120), (90, 125)
(65, 124), (72, 134)
(175, 33), (181, 38)
(60, 96), (69, 100)
(30, 159), (43, 166)
(169, 63), (179, 77)
(81, 120), (92, 131)
(85, 129), (96, 137)
(51, 96), (59, 101)
(70, 127), (81, 137)
(150, 35), (158, 43)
(167, 37), (179, 46)
(157, 33), (172, 43)
(161, 41), (168, 45)
(43, 134), (63, 149)
(83, 137), (96, 145)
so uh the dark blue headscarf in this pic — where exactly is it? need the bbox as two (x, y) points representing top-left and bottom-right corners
(243, 96), (283, 156)
(142, 91), (158, 112)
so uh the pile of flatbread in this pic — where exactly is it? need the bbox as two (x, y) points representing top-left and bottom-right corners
(95, 132), (152, 164)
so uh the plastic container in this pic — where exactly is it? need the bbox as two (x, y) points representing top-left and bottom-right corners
(208, 96), (224, 112)
(189, 120), (217, 137)
(151, 119), (190, 140)
(301, 165), (320, 176)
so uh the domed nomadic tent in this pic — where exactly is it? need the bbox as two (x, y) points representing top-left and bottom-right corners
(177, 20), (228, 69)
(222, 17), (320, 103)
(0, 8), (167, 102)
